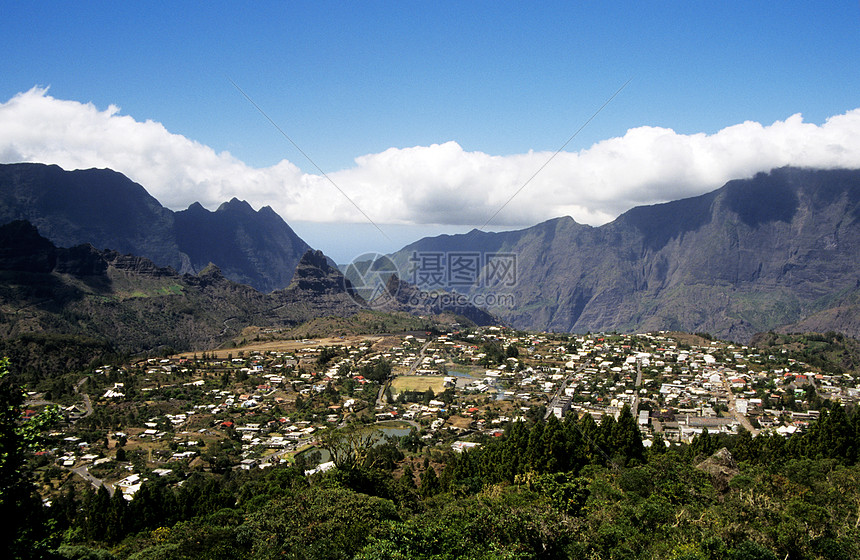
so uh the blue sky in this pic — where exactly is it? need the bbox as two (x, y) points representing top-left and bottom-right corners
(2, 2), (859, 261)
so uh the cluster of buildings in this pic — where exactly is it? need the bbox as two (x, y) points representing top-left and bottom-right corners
(38, 328), (860, 497)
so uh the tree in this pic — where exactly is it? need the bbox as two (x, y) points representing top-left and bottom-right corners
(243, 486), (398, 559)
(611, 405), (645, 466)
(105, 490), (128, 543)
(420, 466), (440, 498)
(127, 481), (176, 534)
(320, 426), (381, 472)
(525, 419), (546, 471)
(481, 341), (505, 366)
(732, 427), (756, 463)
(360, 360), (392, 384)
(0, 358), (61, 559)
(688, 428), (716, 460)
(82, 485), (111, 541)
(316, 347), (339, 367)
(541, 415), (567, 473)
(400, 428), (423, 453)
(648, 432), (668, 456)
(399, 464), (417, 490)
(809, 405), (854, 461)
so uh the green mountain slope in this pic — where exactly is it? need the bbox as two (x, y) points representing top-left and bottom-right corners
(0, 221), (360, 356)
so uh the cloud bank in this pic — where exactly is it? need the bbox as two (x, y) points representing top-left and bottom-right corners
(2, 87), (860, 228)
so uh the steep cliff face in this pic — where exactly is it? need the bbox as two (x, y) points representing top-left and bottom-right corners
(391, 167), (860, 341)
(0, 163), (311, 292)
(174, 199), (311, 292)
(0, 163), (179, 266)
(606, 167), (860, 340)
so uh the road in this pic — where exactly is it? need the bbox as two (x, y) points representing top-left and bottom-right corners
(70, 464), (115, 497)
(378, 338), (433, 407)
(631, 357), (644, 417)
(220, 317), (237, 336)
(376, 379), (390, 407)
(407, 339), (433, 375)
(74, 377), (94, 417)
(722, 377), (758, 435)
(544, 361), (589, 420)
(26, 376), (92, 414)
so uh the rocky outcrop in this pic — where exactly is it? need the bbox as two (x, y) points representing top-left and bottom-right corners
(103, 252), (175, 277)
(696, 447), (739, 492)
(287, 250), (353, 295)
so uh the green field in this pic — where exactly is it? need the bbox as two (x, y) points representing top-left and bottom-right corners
(390, 375), (446, 396)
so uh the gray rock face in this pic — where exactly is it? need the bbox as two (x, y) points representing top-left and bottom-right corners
(391, 167), (860, 341)
(288, 250), (357, 296)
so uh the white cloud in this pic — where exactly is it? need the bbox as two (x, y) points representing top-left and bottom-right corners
(2, 87), (860, 228)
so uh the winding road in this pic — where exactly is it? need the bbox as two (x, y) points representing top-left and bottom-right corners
(74, 376), (94, 417)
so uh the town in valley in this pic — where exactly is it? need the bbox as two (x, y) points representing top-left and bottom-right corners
(31, 326), (860, 501)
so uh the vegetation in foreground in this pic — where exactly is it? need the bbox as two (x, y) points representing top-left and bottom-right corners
(4, 343), (860, 560)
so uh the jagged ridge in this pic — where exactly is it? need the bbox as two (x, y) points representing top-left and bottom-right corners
(0, 163), (312, 292)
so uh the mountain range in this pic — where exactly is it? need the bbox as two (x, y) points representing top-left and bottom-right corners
(0, 163), (310, 292)
(0, 218), (494, 381)
(1, 162), (859, 344)
(390, 167), (860, 342)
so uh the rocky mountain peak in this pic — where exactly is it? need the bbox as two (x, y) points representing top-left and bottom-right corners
(288, 249), (351, 295)
(217, 198), (255, 214)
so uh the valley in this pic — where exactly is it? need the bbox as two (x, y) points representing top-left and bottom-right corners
(2, 163), (860, 559)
